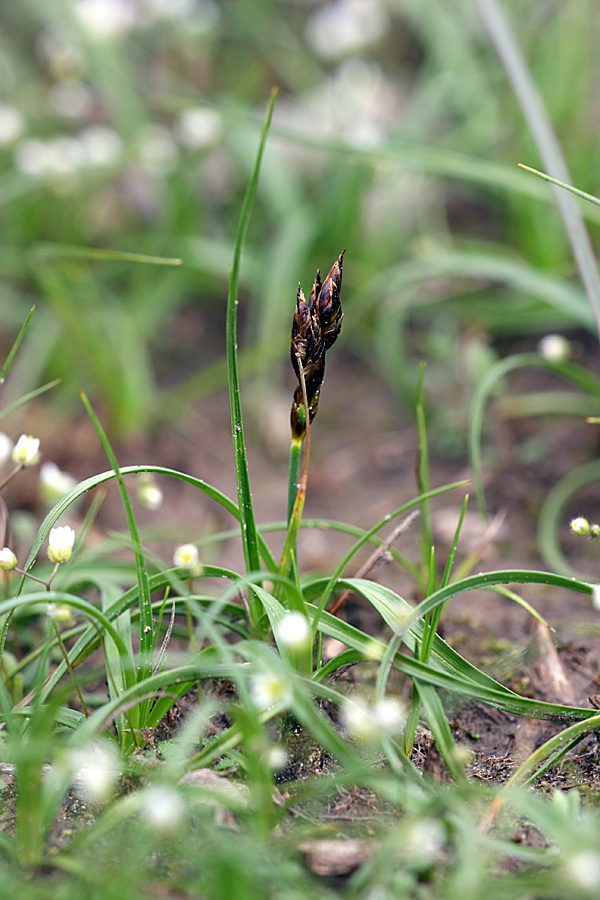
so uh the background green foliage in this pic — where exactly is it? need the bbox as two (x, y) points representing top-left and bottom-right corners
(2, 0), (600, 436)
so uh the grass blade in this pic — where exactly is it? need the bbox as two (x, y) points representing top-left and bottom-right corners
(79, 394), (154, 713)
(227, 88), (277, 606)
(518, 164), (600, 209)
(0, 304), (36, 384)
(30, 244), (183, 265)
(476, 0), (600, 340)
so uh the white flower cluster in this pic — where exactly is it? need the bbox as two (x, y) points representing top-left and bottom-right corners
(15, 127), (123, 179)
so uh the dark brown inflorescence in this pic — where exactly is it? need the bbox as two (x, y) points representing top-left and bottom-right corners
(290, 251), (345, 439)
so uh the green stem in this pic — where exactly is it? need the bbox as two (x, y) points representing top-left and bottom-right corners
(279, 359), (311, 584)
(52, 621), (89, 717)
(287, 436), (302, 525)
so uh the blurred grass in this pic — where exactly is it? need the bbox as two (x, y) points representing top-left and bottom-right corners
(1, 0), (599, 439)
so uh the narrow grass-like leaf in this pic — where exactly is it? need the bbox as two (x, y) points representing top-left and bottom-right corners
(0, 304), (36, 384)
(0, 378), (62, 421)
(418, 680), (468, 784)
(80, 394), (154, 710)
(312, 479), (469, 627)
(518, 164), (600, 209)
(493, 713), (600, 808)
(476, 0), (600, 338)
(31, 243), (183, 265)
(18, 464), (278, 589)
(227, 88), (277, 600)
(469, 353), (600, 518)
(537, 459), (600, 577)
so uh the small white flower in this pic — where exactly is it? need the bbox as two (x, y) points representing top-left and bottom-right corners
(70, 743), (119, 804)
(173, 543), (199, 569)
(0, 105), (24, 145)
(564, 851), (600, 890)
(74, 0), (137, 39)
(0, 433), (13, 466)
(47, 602), (74, 625)
(0, 547), (17, 571)
(40, 462), (77, 506)
(48, 526), (76, 564)
(49, 80), (94, 120)
(12, 434), (40, 467)
(305, 0), (388, 60)
(265, 745), (287, 772)
(175, 107), (222, 149)
(592, 586), (600, 612)
(137, 124), (179, 175)
(538, 334), (571, 362)
(79, 125), (123, 168)
(250, 672), (292, 711)
(14, 139), (54, 177)
(140, 785), (185, 831)
(404, 818), (446, 861)
(276, 612), (312, 653)
(343, 695), (405, 742)
(570, 517), (590, 537)
(342, 696), (374, 741)
(137, 475), (163, 511)
(372, 697), (405, 735)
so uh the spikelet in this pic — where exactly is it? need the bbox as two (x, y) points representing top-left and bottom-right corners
(290, 251), (345, 440)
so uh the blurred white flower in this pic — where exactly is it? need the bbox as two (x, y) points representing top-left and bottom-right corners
(173, 543), (199, 569)
(137, 123), (179, 174)
(372, 696), (405, 733)
(49, 80), (95, 120)
(564, 851), (600, 890)
(147, 0), (195, 19)
(140, 785), (185, 830)
(14, 137), (87, 178)
(592, 585), (600, 612)
(136, 474), (163, 511)
(538, 333), (571, 362)
(277, 57), (396, 152)
(175, 106), (222, 149)
(0, 105), (24, 145)
(250, 672), (292, 711)
(51, 136), (88, 174)
(0, 547), (17, 572)
(71, 743), (120, 804)
(404, 818), (446, 861)
(146, 0), (219, 30)
(79, 125), (123, 167)
(265, 745), (287, 772)
(40, 461), (77, 506)
(12, 434), (40, 467)
(276, 612), (312, 653)
(48, 525), (76, 564)
(0, 432), (13, 466)
(36, 28), (86, 79)
(14, 139), (54, 177)
(342, 695), (405, 742)
(305, 0), (388, 59)
(74, 0), (137, 39)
